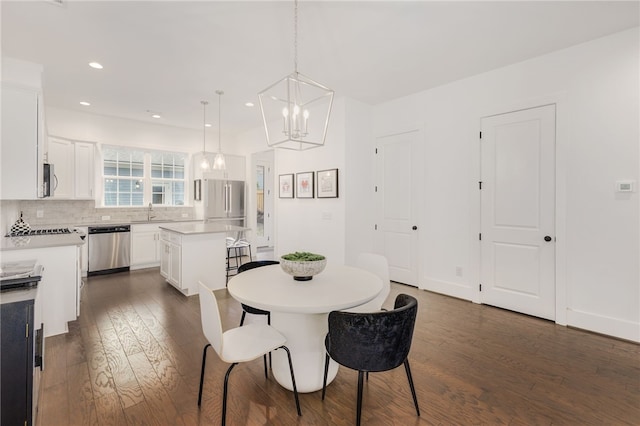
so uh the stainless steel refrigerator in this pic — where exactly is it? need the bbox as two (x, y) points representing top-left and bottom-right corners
(204, 179), (245, 226)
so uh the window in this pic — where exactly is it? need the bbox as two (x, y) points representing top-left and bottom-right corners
(102, 147), (186, 207)
(103, 148), (144, 206)
(151, 152), (185, 205)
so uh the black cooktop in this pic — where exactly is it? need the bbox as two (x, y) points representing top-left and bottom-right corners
(6, 227), (71, 237)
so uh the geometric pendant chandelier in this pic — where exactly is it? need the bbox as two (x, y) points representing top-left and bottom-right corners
(258, 0), (334, 151)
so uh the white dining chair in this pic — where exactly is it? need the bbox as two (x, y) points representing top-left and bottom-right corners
(197, 282), (302, 425)
(346, 253), (391, 313)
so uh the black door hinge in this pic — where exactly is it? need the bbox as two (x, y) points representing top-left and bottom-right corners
(479, 181), (482, 190)
(479, 131), (482, 139)
(479, 233), (482, 241)
(479, 283), (482, 292)
(374, 224), (378, 231)
(375, 148), (378, 154)
(375, 186), (378, 192)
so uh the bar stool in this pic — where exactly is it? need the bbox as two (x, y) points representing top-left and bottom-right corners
(226, 237), (253, 281)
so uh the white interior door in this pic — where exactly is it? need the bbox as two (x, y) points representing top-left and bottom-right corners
(374, 130), (420, 286)
(480, 104), (556, 320)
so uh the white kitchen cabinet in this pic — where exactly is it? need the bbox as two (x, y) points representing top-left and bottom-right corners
(159, 235), (181, 289)
(47, 137), (74, 199)
(169, 243), (182, 284)
(74, 142), (95, 199)
(160, 239), (170, 278)
(47, 137), (95, 200)
(1, 84), (43, 200)
(131, 222), (170, 269)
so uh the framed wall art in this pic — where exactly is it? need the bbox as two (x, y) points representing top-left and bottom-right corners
(279, 174), (294, 198)
(296, 171), (314, 198)
(317, 168), (339, 198)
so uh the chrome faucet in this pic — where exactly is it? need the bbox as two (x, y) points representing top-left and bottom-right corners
(147, 202), (156, 221)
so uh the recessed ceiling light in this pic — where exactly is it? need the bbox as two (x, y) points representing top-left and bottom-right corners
(79, 101), (91, 106)
(151, 114), (161, 119)
(245, 102), (254, 107)
(205, 123), (212, 128)
(88, 62), (103, 69)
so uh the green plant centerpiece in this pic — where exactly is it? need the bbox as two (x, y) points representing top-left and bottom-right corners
(280, 252), (327, 281)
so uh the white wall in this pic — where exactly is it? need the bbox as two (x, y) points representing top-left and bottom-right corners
(45, 107), (203, 152)
(373, 27), (639, 341)
(237, 97), (372, 267)
(344, 98), (374, 266)
(274, 99), (347, 263)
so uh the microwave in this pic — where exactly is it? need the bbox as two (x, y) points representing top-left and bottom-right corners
(43, 163), (54, 197)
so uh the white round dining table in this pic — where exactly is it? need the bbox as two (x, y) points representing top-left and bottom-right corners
(227, 264), (382, 393)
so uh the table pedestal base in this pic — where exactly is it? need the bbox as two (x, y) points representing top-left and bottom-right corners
(270, 312), (338, 393)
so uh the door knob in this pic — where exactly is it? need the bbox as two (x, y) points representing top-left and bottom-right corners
(412, 226), (418, 230)
(544, 236), (552, 242)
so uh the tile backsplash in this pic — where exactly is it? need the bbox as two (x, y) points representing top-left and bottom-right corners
(1, 199), (196, 233)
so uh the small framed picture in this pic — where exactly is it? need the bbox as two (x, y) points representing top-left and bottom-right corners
(317, 168), (339, 198)
(279, 174), (294, 198)
(296, 171), (314, 198)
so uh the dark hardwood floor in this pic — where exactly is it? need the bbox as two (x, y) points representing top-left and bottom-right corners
(36, 267), (639, 425)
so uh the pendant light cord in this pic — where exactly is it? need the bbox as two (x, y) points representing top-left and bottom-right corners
(216, 90), (223, 152)
(201, 100), (208, 152)
(294, 0), (298, 73)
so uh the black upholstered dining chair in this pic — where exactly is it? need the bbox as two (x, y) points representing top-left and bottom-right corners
(322, 293), (420, 425)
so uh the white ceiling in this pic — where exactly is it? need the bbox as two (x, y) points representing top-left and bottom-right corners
(2, 1), (638, 140)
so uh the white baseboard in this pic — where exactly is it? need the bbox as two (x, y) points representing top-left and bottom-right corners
(420, 277), (475, 302)
(566, 308), (640, 343)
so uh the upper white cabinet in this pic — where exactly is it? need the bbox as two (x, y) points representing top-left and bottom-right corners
(194, 153), (246, 181)
(47, 138), (74, 198)
(1, 84), (43, 200)
(74, 142), (95, 199)
(47, 137), (95, 200)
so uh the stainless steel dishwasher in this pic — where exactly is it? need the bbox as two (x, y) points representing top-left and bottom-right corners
(88, 225), (131, 275)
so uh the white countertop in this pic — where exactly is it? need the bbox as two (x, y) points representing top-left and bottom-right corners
(159, 223), (248, 235)
(1, 233), (85, 251)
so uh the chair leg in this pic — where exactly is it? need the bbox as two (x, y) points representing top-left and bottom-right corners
(239, 311), (246, 326)
(404, 359), (420, 417)
(356, 371), (364, 426)
(222, 363), (238, 426)
(198, 343), (211, 406)
(278, 346), (302, 416)
(267, 313), (272, 369)
(248, 244), (253, 261)
(263, 354), (268, 379)
(322, 353), (330, 400)
(225, 248), (231, 283)
(235, 247), (242, 268)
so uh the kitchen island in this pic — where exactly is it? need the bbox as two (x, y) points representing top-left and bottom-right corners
(158, 223), (247, 295)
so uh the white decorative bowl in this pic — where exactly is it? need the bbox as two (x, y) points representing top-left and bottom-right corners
(280, 257), (327, 281)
